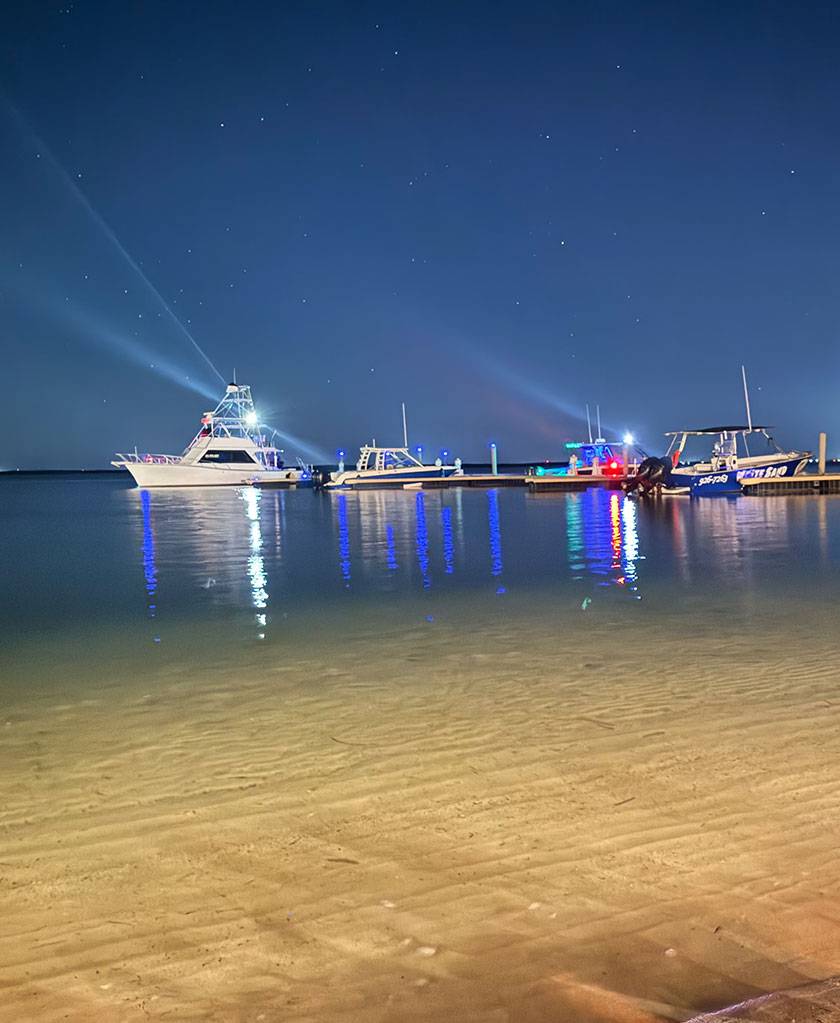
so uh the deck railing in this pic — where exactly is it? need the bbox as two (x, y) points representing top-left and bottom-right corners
(114, 452), (181, 465)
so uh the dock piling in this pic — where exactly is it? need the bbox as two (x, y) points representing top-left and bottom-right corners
(819, 432), (827, 475)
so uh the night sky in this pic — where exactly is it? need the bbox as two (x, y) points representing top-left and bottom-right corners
(2, 2), (838, 469)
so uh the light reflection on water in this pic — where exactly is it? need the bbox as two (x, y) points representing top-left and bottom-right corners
(140, 488), (157, 617)
(2, 479), (840, 663)
(415, 492), (430, 589)
(241, 488), (268, 619)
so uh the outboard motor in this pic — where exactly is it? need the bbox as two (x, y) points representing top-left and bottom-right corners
(624, 456), (672, 496)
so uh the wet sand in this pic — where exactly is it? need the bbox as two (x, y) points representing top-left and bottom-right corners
(2, 616), (840, 1022)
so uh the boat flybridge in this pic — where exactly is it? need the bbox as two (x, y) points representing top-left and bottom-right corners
(112, 383), (312, 488)
(666, 426), (809, 494)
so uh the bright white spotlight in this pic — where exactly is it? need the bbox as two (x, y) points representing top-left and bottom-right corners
(245, 411), (258, 426)
(622, 431), (635, 445)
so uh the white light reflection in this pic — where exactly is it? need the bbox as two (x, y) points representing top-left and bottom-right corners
(241, 488), (269, 614)
(620, 495), (640, 590)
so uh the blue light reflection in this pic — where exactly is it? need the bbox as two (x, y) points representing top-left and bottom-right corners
(487, 489), (505, 592)
(140, 489), (157, 617)
(415, 492), (430, 588)
(385, 524), (398, 571)
(337, 494), (351, 584)
(441, 506), (454, 574)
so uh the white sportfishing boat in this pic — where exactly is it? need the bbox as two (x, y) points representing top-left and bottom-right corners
(112, 383), (311, 488)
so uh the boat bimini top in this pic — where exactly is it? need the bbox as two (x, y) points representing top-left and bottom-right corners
(665, 426), (790, 473)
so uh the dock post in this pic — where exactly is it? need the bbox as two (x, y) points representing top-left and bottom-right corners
(819, 432), (827, 475)
(490, 443), (498, 476)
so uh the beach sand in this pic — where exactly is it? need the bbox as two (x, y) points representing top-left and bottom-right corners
(2, 614), (840, 1022)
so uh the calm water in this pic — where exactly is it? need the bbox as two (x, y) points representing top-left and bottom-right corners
(2, 476), (839, 698)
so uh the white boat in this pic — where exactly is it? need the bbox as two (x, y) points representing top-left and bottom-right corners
(325, 444), (463, 489)
(325, 403), (461, 489)
(112, 383), (311, 488)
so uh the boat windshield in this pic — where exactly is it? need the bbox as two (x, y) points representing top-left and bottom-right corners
(358, 447), (423, 472)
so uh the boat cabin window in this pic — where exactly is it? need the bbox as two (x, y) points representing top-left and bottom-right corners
(199, 450), (257, 464)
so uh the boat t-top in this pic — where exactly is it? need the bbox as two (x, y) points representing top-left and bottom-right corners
(112, 383), (311, 488)
(666, 425), (809, 494)
(531, 404), (644, 479)
(326, 403), (462, 488)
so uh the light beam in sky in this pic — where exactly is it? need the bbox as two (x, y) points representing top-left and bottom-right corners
(471, 349), (620, 438)
(2, 96), (226, 387)
(266, 426), (331, 466)
(46, 299), (219, 401)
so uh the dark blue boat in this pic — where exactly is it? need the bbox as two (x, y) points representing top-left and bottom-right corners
(666, 427), (810, 495)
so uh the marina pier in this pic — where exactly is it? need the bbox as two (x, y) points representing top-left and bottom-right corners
(741, 472), (840, 495)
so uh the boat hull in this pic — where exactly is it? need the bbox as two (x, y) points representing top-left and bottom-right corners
(113, 461), (304, 488)
(326, 467), (461, 489)
(674, 455), (809, 495)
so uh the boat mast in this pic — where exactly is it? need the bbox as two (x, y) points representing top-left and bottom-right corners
(741, 365), (752, 455)
(401, 402), (408, 448)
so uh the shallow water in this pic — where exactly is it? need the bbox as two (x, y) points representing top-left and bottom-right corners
(2, 478), (840, 1022)
(3, 478), (839, 677)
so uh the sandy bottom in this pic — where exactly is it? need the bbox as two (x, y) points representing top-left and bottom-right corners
(2, 615), (840, 1022)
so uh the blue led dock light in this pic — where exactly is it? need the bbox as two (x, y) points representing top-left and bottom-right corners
(337, 448), (345, 473)
(489, 442), (498, 476)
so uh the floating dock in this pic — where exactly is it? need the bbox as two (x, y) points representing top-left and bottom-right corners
(420, 473), (527, 488)
(526, 473), (622, 492)
(404, 473), (622, 490)
(741, 473), (840, 496)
